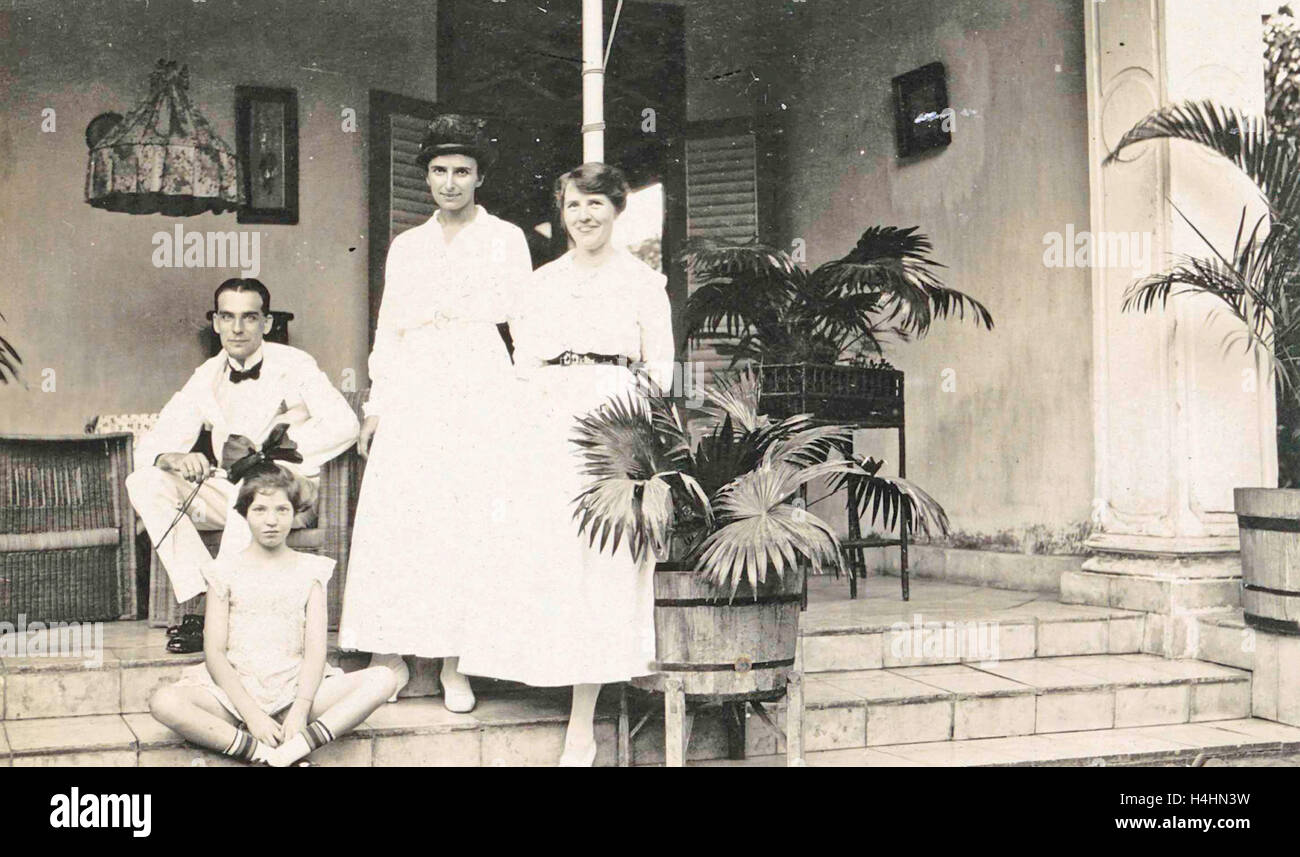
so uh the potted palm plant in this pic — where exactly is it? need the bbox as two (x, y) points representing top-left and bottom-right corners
(570, 368), (951, 700)
(1107, 99), (1300, 633)
(683, 226), (994, 422)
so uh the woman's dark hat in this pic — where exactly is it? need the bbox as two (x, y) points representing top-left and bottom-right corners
(416, 114), (496, 171)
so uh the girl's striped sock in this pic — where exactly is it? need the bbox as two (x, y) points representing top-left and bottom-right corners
(269, 720), (336, 767)
(223, 728), (271, 764)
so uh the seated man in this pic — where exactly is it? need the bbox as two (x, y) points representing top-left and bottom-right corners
(127, 277), (359, 606)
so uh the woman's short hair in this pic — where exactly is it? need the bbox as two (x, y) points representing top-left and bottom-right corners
(234, 464), (308, 518)
(554, 162), (629, 215)
(213, 278), (271, 315)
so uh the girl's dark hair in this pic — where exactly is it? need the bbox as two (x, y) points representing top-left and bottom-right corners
(553, 162), (629, 215)
(234, 464), (308, 518)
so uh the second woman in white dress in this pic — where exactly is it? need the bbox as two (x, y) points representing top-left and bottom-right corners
(339, 116), (533, 713)
(459, 163), (676, 765)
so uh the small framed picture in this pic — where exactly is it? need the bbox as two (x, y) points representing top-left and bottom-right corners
(235, 86), (299, 224)
(891, 62), (951, 159)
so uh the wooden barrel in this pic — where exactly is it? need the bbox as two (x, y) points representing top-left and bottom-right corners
(1235, 487), (1300, 635)
(630, 562), (804, 701)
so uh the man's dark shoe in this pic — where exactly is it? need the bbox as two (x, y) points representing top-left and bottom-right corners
(166, 629), (203, 654)
(166, 614), (204, 638)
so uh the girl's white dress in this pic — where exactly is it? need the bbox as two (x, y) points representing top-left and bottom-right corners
(338, 206), (533, 658)
(458, 248), (676, 686)
(174, 552), (342, 718)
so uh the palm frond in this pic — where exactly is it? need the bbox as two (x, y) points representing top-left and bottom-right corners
(1120, 203), (1300, 394)
(692, 415), (764, 499)
(683, 239), (802, 344)
(682, 238), (801, 282)
(0, 311), (20, 385)
(826, 456), (952, 538)
(809, 225), (994, 344)
(764, 424), (853, 468)
(1103, 99), (1300, 222)
(697, 366), (767, 433)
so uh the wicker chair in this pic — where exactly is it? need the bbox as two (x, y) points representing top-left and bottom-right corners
(0, 433), (138, 624)
(143, 390), (366, 630)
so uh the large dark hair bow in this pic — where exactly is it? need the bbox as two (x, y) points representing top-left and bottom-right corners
(221, 423), (303, 484)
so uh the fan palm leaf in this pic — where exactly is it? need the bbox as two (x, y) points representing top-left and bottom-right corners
(696, 460), (853, 596)
(571, 390), (712, 562)
(571, 392), (670, 480)
(696, 365), (767, 432)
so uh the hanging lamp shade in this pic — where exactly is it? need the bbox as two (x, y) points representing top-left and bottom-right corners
(85, 60), (243, 216)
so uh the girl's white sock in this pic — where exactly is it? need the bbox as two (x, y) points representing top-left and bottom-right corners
(269, 720), (336, 767)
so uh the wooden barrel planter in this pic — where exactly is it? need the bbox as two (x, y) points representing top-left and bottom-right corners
(1235, 487), (1300, 635)
(630, 561), (804, 701)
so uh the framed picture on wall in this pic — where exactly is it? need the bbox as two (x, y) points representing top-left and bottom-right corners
(235, 85), (299, 224)
(891, 62), (951, 158)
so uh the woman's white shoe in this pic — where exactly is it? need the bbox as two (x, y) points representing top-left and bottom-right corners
(440, 666), (476, 714)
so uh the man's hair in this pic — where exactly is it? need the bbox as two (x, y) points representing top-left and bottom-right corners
(234, 464), (307, 517)
(554, 162), (630, 215)
(213, 278), (271, 315)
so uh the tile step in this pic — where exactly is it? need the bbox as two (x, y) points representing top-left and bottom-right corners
(0, 606), (1154, 721)
(801, 608), (1146, 671)
(0, 654), (1256, 765)
(5, 708), (1291, 768)
(692, 719), (1300, 767)
(1195, 609), (1254, 671)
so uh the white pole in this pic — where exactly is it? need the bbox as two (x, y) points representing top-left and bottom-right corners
(582, 0), (604, 163)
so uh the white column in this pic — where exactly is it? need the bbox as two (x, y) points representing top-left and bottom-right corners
(582, 0), (605, 163)
(1070, 0), (1275, 655)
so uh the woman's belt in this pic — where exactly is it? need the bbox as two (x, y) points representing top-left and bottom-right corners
(543, 351), (632, 367)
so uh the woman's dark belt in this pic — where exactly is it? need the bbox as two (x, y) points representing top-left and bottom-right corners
(543, 351), (631, 367)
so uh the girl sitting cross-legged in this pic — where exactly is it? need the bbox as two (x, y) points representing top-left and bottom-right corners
(149, 464), (404, 767)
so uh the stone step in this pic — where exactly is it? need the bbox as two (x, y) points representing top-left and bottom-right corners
(0, 690), (724, 767)
(1195, 609), (1254, 671)
(0, 605), (1151, 722)
(691, 718), (1300, 767)
(1, 653), (1253, 766)
(802, 587), (1146, 672)
(0, 622), (385, 722)
(792, 654), (1250, 751)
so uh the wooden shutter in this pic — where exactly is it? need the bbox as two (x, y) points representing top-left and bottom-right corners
(389, 113), (436, 240)
(685, 129), (761, 381)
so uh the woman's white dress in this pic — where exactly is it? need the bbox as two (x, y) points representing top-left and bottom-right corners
(339, 206), (533, 658)
(458, 248), (676, 686)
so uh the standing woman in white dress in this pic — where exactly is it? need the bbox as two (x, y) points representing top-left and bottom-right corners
(459, 163), (675, 765)
(339, 115), (533, 713)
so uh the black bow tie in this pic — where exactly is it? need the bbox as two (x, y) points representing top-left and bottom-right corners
(228, 360), (262, 384)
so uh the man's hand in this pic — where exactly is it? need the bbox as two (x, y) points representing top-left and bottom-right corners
(156, 452), (210, 483)
(358, 416), (380, 459)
